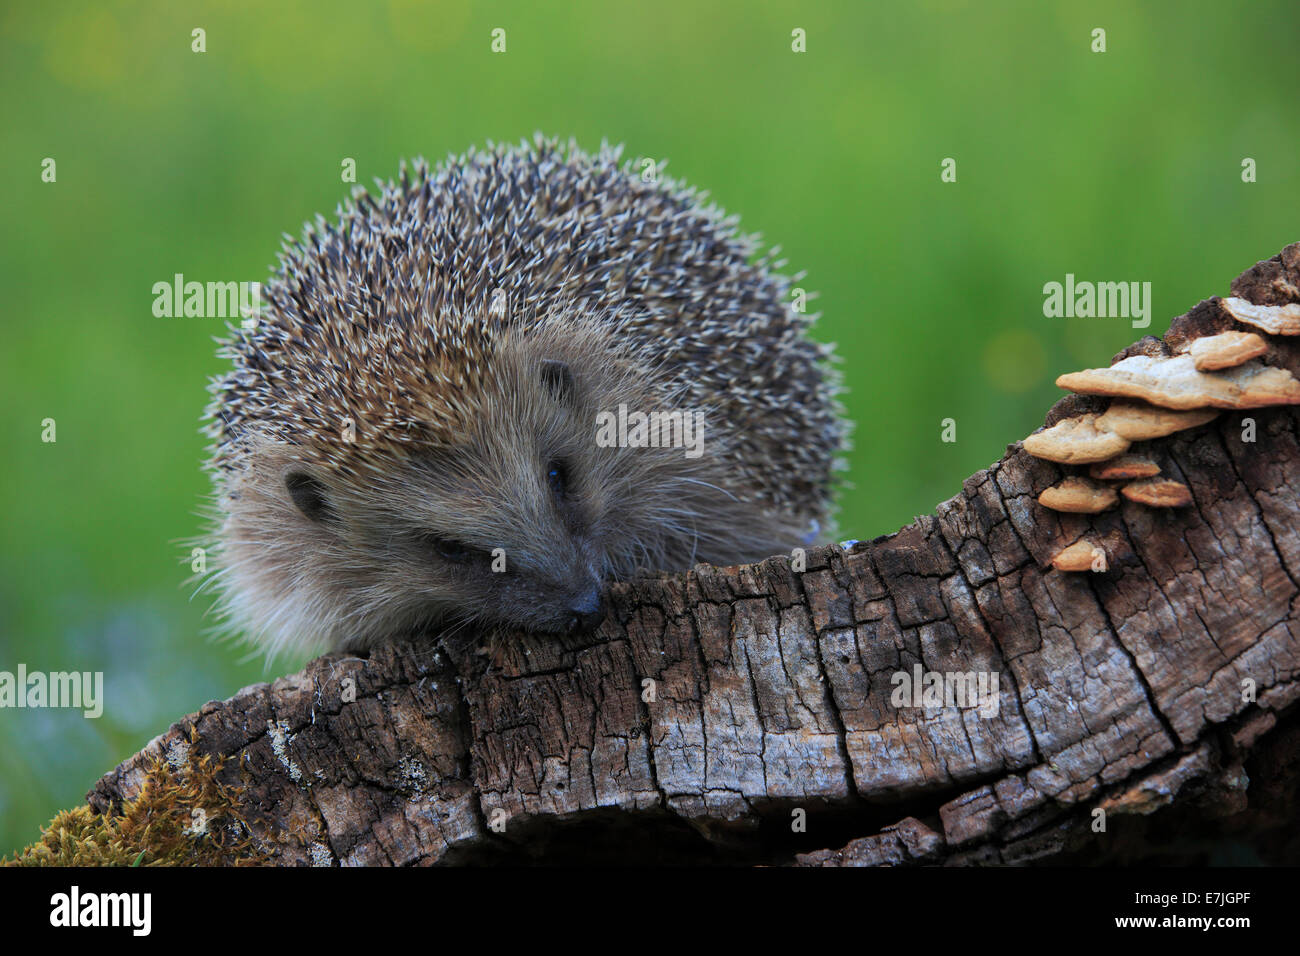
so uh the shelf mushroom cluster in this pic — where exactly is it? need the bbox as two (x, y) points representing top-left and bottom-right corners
(1020, 297), (1300, 572)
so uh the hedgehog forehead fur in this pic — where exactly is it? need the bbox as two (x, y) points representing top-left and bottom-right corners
(202, 134), (847, 657)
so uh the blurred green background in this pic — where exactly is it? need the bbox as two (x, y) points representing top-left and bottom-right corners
(1, 0), (1296, 855)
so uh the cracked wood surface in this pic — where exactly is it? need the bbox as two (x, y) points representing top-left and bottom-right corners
(88, 245), (1300, 865)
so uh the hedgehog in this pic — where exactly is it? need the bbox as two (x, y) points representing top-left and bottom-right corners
(201, 135), (846, 659)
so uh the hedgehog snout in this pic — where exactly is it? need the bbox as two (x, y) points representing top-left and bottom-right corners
(549, 555), (605, 635)
(564, 585), (605, 635)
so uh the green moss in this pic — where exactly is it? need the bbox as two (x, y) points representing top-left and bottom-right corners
(4, 735), (270, 867)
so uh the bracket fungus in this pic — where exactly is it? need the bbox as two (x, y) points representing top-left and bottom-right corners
(1220, 296), (1300, 336)
(1094, 402), (1220, 440)
(1051, 539), (1107, 572)
(1021, 413), (1130, 464)
(1120, 477), (1193, 508)
(1055, 354), (1300, 410)
(1037, 476), (1119, 513)
(1186, 330), (1268, 371)
(1088, 452), (1160, 481)
(1023, 276), (1300, 575)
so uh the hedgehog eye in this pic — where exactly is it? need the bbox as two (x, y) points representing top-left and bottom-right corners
(425, 534), (472, 563)
(546, 459), (570, 499)
(285, 471), (333, 523)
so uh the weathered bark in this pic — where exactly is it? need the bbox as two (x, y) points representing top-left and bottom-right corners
(88, 246), (1300, 865)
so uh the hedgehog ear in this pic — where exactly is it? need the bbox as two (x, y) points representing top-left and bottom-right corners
(285, 470), (334, 523)
(539, 359), (576, 405)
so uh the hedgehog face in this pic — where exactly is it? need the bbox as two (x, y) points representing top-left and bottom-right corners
(219, 327), (807, 662)
(211, 321), (672, 653)
(357, 438), (610, 639)
(274, 354), (618, 643)
(210, 317), (817, 657)
(361, 360), (616, 639)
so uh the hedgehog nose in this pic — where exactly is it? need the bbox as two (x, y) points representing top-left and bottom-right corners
(565, 588), (605, 634)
